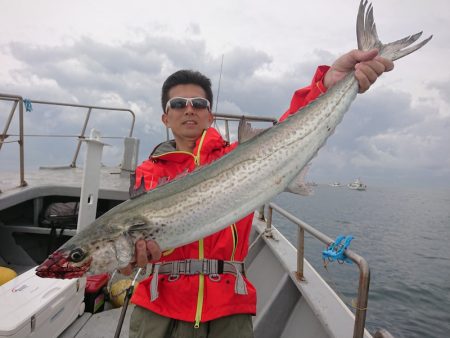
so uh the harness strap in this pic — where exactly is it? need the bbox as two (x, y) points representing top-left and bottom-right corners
(150, 264), (160, 302)
(148, 259), (247, 301)
(149, 259), (244, 275)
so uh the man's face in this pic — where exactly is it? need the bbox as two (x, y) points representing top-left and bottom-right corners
(162, 84), (213, 145)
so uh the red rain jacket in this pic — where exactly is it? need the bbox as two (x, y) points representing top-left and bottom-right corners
(130, 65), (330, 324)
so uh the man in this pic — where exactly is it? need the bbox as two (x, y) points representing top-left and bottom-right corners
(126, 49), (393, 338)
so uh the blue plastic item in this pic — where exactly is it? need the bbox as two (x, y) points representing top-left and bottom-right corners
(322, 235), (354, 264)
(23, 99), (33, 112)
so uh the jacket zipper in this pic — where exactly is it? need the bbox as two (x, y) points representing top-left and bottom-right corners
(194, 238), (205, 328)
(230, 224), (238, 261)
(194, 130), (207, 328)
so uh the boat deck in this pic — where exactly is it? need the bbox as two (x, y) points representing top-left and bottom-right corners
(0, 166), (130, 210)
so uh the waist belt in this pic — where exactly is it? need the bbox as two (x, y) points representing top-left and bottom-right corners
(149, 259), (248, 301)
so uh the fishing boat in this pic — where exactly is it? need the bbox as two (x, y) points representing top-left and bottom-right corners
(348, 179), (367, 191)
(0, 95), (394, 338)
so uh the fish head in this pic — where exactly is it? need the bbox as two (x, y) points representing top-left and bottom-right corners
(36, 245), (92, 279)
(36, 239), (125, 279)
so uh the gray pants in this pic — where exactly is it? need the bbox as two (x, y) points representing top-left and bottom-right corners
(129, 305), (254, 338)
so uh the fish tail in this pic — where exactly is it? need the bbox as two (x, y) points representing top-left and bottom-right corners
(356, 0), (432, 61)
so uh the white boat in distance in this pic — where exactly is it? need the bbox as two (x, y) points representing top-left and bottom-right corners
(329, 182), (343, 187)
(348, 178), (367, 191)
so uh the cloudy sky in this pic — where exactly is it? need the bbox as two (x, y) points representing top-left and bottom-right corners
(1, 0), (448, 188)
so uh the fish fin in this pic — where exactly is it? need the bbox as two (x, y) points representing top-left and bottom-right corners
(238, 117), (269, 143)
(174, 169), (190, 180)
(157, 176), (169, 185)
(357, 0), (432, 61)
(128, 222), (148, 232)
(285, 163), (313, 196)
(130, 174), (147, 199)
(114, 234), (135, 268)
(126, 217), (150, 232)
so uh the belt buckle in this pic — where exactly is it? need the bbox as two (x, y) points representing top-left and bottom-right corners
(186, 259), (205, 275)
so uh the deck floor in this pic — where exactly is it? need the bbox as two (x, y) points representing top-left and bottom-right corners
(61, 307), (132, 338)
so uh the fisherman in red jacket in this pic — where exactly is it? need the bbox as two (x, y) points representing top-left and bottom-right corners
(125, 49), (393, 338)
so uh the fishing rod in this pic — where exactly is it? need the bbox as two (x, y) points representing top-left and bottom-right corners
(213, 54), (232, 142)
(114, 267), (142, 338)
(215, 54), (224, 114)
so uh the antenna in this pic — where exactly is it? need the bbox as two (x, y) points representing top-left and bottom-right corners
(215, 54), (224, 113)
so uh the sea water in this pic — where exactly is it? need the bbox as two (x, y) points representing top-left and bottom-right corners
(271, 185), (450, 338)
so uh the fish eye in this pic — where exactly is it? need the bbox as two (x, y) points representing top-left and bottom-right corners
(69, 248), (85, 262)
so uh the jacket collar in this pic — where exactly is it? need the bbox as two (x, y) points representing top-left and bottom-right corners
(149, 128), (228, 163)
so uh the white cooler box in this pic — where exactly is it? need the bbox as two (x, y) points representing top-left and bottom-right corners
(0, 267), (86, 338)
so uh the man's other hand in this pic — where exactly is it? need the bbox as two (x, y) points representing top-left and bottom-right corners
(324, 49), (394, 93)
(119, 239), (162, 275)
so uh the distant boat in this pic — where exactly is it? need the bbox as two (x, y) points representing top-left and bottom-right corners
(348, 178), (367, 191)
(329, 182), (343, 187)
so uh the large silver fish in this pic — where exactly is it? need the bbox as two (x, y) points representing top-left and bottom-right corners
(36, 0), (431, 278)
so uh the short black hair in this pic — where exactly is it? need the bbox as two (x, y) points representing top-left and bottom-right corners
(161, 70), (213, 112)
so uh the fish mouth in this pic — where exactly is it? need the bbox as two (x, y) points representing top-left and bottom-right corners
(35, 250), (92, 279)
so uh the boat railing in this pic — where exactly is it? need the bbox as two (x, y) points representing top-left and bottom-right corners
(260, 202), (371, 338)
(166, 113), (278, 142)
(0, 93), (136, 189)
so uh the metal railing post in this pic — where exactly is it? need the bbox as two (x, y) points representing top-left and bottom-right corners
(257, 205), (265, 221)
(346, 250), (371, 338)
(0, 100), (18, 151)
(128, 113), (135, 137)
(266, 205), (273, 232)
(224, 120), (230, 143)
(71, 107), (92, 167)
(18, 98), (26, 187)
(296, 227), (305, 280)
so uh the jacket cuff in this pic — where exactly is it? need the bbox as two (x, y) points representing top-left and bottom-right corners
(279, 65), (330, 122)
(313, 65), (330, 94)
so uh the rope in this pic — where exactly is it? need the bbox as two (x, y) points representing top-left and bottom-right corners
(248, 230), (264, 252)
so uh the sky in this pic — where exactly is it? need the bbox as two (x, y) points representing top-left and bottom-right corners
(0, 0), (449, 188)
